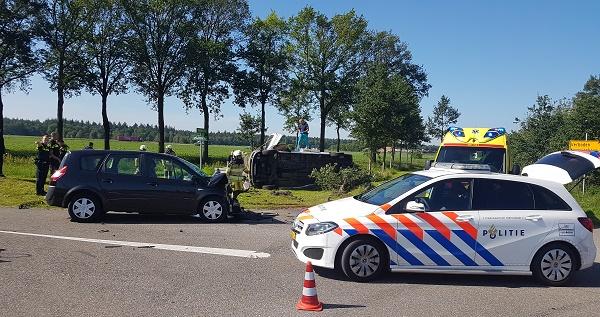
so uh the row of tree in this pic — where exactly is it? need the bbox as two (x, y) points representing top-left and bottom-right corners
(0, 0), (434, 176)
(510, 75), (600, 168)
(2, 117), (364, 150)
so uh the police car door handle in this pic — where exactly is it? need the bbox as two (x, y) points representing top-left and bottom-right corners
(455, 215), (475, 222)
(525, 215), (542, 221)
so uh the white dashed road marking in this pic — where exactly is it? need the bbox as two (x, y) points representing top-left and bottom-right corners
(0, 230), (271, 258)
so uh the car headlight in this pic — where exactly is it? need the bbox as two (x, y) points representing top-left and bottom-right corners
(306, 222), (338, 236)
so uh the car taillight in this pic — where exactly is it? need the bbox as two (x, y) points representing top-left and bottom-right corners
(578, 217), (594, 233)
(51, 166), (68, 182)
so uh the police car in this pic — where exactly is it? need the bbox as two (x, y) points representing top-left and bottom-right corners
(291, 151), (597, 285)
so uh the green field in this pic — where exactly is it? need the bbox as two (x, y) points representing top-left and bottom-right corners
(0, 135), (425, 210)
(1, 135), (598, 226)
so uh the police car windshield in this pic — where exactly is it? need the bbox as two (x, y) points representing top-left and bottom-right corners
(356, 173), (431, 206)
(437, 146), (505, 172)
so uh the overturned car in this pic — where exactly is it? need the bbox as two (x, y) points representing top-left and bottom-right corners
(248, 134), (353, 189)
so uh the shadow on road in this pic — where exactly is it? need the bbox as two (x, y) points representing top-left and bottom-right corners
(96, 211), (286, 225)
(0, 248), (32, 263)
(322, 303), (367, 310)
(316, 263), (600, 288)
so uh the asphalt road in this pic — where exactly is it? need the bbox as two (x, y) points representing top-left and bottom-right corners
(1, 207), (599, 317)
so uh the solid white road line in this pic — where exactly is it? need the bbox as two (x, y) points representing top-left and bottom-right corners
(0, 230), (270, 259)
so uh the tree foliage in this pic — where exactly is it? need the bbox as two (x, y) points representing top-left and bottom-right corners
(121, 0), (192, 153)
(180, 0), (249, 161)
(288, 7), (369, 151)
(509, 95), (571, 167)
(351, 63), (419, 171)
(570, 75), (600, 139)
(83, 0), (129, 150)
(37, 0), (90, 140)
(426, 95), (460, 141)
(233, 11), (289, 147)
(0, 0), (41, 176)
(237, 112), (261, 149)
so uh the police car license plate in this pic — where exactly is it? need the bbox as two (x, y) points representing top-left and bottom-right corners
(290, 231), (296, 240)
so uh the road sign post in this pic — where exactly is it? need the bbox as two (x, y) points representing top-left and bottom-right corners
(195, 128), (208, 170)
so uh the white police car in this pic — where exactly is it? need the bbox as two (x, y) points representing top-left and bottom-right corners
(291, 151), (597, 285)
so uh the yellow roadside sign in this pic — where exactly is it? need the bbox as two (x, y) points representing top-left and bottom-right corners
(569, 140), (600, 151)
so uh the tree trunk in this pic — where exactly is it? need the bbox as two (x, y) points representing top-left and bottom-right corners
(260, 99), (266, 149)
(390, 143), (395, 169)
(368, 149), (374, 173)
(382, 147), (386, 171)
(57, 84), (64, 140)
(57, 60), (65, 140)
(102, 93), (110, 150)
(201, 93), (209, 163)
(336, 125), (340, 152)
(398, 143), (402, 167)
(0, 90), (5, 176)
(157, 93), (165, 153)
(319, 95), (326, 152)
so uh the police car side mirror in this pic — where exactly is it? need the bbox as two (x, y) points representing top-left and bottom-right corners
(405, 201), (425, 213)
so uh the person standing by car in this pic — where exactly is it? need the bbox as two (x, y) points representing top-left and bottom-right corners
(48, 132), (61, 174)
(165, 144), (177, 156)
(83, 142), (94, 150)
(34, 135), (51, 195)
(296, 118), (309, 151)
(58, 140), (69, 160)
(227, 150), (249, 200)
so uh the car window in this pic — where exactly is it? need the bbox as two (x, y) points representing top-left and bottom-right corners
(148, 157), (193, 181)
(531, 184), (572, 211)
(473, 179), (534, 210)
(437, 147), (505, 172)
(392, 178), (472, 213)
(80, 154), (105, 171)
(535, 152), (595, 180)
(356, 173), (431, 206)
(104, 155), (141, 176)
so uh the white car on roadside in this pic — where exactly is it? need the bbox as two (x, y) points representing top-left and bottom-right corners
(291, 151), (597, 285)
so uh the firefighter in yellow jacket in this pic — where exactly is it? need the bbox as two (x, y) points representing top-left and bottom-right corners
(227, 150), (249, 200)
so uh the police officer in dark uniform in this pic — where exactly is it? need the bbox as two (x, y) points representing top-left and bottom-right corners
(35, 135), (51, 195)
(49, 132), (61, 174)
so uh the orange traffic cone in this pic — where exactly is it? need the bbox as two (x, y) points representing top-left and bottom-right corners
(296, 261), (323, 312)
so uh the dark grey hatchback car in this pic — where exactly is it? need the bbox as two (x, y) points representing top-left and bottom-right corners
(46, 150), (232, 223)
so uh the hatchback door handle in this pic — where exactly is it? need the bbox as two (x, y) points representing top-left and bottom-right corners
(455, 215), (475, 222)
(525, 215), (542, 221)
(102, 178), (113, 184)
(146, 182), (158, 187)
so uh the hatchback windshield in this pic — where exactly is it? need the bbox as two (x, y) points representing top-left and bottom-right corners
(180, 158), (207, 177)
(356, 173), (431, 206)
(437, 146), (505, 172)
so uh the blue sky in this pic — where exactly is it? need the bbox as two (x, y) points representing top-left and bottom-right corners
(4, 0), (600, 141)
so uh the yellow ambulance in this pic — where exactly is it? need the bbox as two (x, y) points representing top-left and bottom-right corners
(431, 127), (516, 173)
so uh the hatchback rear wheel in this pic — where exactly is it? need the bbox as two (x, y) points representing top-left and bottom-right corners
(532, 243), (577, 286)
(68, 194), (103, 223)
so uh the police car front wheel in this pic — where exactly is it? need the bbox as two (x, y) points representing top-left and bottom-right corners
(341, 238), (388, 282)
(532, 243), (577, 286)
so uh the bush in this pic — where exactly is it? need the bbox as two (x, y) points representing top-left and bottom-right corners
(310, 164), (372, 193)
